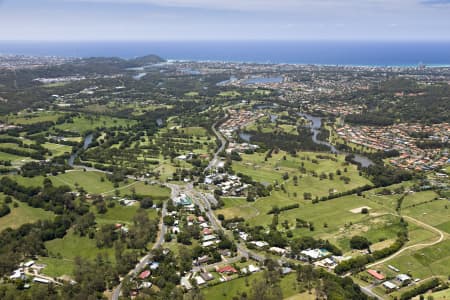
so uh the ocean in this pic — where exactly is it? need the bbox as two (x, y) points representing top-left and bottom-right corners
(1, 40), (450, 67)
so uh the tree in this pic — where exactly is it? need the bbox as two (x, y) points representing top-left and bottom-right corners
(140, 197), (153, 209)
(349, 236), (371, 250)
(163, 215), (175, 226)
(178, 245), (193, 273)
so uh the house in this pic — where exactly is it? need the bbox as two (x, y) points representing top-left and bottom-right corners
(281, 267), (292, 275)
(195, 276), (206, 285)
(367, 269), (385, 281)
(174, 194), (193, 206)
(388, 265), (400, 272)
(24, 260), (35, 268)
(10, 269), (25, 280)
(138, 270), (151, 279)
(250, 241), (269, 248)
(202, 228), (213, 235)
(199, 222), (210, 229)
(216, 265), (238, 274)
(396, 274), (412, 286)
(200, 272), (214, 282)
(202, 234), (217, 242)
(33, 277), (50, 284)
(195, 255), (211, 265)
(181, 276), (192, 290)
(138, 282), (153, 289)
(202, 240), (218, 247)
(239, 232), (249, 241)
(248, 264), (260, 273)
(269, 247), (287, 255)
(149, 262), (160, 270)
(383, 281), (397, 292)
(315, 257), (337, 269)
(301, 249), (324, 260)
(218, 249), (232, 257)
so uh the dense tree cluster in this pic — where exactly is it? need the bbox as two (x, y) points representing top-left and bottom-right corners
(21, 161), (70, 177)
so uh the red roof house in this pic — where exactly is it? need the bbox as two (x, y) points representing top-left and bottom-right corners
(216, 266), (238, 274)
(367, 269), (385, 281)
(202, 228), (213, 235)
(138, 270), (151, 279)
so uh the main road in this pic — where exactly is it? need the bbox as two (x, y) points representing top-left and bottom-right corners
(186, 113), (266, 263)
(205, 115), (228, 172)
(110, 111), (265, 299)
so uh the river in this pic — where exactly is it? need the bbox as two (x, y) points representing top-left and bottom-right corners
(240, 104), (374, 167)
(68, 133), (94, 166)
(298, 113), (374, 167)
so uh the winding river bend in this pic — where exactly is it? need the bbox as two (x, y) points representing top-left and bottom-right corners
(237, 104), (374, 167)
(298, 113), (374, 167)
(68, 133), (94, 166)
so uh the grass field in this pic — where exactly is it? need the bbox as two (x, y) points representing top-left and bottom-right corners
(95, 204), (158, 225)
(5, 172), (170, 199)
(118, 181), (170, 200)
(375, 239), (450, 280)
(38, 257), (75, 278)
(55, 115), (136, 134)
(402, 197), (450, 228)
(402, 190), (440, 208)
(0, 196), (55, 231)
(218, 91), (241, 97)
(179, 126), (208, 136)
(5, 174), (48, 187)
(184, 91), (199, 97)
(43, 142), (72, 157)
(42, 230), (116, 277)
(424, 287), (450, 299)
(232, 150), (372, 197)
(217, 191), (396, 248)
(51, 170), (119, 194)
(201, 272), (308, 300)
(0, 151), (27, 165)
(2, 111), (65, 125)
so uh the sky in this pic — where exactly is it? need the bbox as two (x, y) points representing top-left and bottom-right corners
(0, 0), (449, 41)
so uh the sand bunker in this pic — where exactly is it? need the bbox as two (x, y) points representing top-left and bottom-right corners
(350, 206), (372, 214)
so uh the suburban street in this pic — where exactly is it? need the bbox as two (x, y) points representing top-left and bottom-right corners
(110, 187), (173, 300)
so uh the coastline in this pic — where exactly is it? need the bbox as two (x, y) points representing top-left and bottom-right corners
(1, 40), (450, 68)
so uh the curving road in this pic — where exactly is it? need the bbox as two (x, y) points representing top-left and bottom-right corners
(367, 214), (445, 268)
(205, 115), (228, 172)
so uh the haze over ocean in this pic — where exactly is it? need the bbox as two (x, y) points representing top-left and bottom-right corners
(1, 41), (449, 66)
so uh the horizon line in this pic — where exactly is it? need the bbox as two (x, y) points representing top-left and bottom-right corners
(2, 39), (450, 43)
